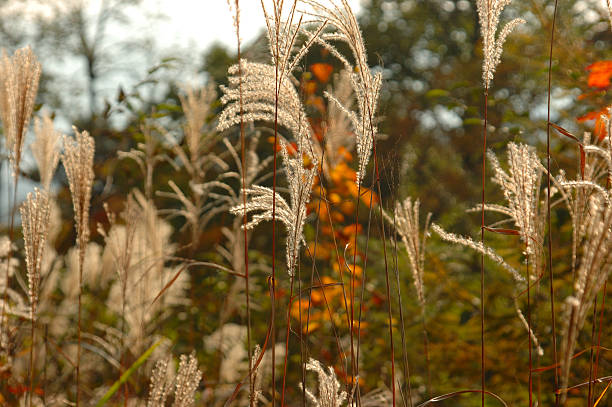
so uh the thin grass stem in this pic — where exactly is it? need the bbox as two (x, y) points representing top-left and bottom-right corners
(545, 1), (560, 403)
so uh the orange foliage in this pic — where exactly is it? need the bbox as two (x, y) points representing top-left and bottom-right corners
(310, 63), (334, 83)
(577, 106), (611, 141)
(289, 63), (384, 334)
(585, 61), (612, 89)
(577, 60), (611, 141)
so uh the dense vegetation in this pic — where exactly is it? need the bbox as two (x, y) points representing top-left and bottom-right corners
(0, 0), (610, 406)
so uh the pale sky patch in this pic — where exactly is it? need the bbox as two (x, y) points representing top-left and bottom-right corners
(145, 0), (363, 52)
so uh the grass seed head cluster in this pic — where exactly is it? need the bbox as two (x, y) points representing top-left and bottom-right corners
(0, 0), (610, 406)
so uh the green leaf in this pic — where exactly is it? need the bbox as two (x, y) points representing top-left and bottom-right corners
(95, 340), (162, 407)
(463, 118), (483, 126)
(156, 103), (181, 112)
(425, 89), (450, 98)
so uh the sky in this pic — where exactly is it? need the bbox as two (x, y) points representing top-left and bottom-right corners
(146, 0), (363, 52)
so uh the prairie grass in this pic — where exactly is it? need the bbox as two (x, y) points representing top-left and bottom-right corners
(0, 1), (610, 406)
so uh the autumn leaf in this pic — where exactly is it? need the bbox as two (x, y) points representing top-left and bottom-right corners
(303, 79), (317, 95)
(586, 61), (612, 89)
(310, 63), (334, 83)
(578, 105), (611, 141)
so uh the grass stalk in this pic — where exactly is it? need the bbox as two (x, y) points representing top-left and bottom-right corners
(372, 149), (396, 406)
(356, 173), (375, 406)
(231, 0), (254, 403)
(350, 181), (361, 396)
(270, 1), (281, 401)
(390, 205), (413, 407)
(587, 294), (597, 406)
(29, 310), (35, 407)
(43, 325), (48, 406)
(280, 275), (295, 406)
(77, 248), (84, 406)
(422, 312), (430, 398)
(480, 86), (489, 407)
(593, 281), (607, 400)
(305, 145), (352, 396)
(545, 1), (560, 403)
(527, 252), (533, 406)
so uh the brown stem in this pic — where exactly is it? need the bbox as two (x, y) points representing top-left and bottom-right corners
(423, 313), (430, 399)
(546, 1), (560, 404)
(356, 174), (375, 406)
(306, 148), (352, 397)
(43, 325), (48, 406)
(77, 246), (84, 407)
(121, 278), (127, 405)
(350, 181), (361, 395)
(304, 139), (325, 403)
(480, 87), (489, 407)
(233, 0), (253, 403)
(372, 146), (396, 406)
(391, 211), (414, 407)
(29, 314), (35, 407)
(593, 281), (607, 401)
(304, 245), (348, 382)
(270, 6), (280, 404)
(587, 295), (597, 406)
(527, 251), (533, 407)
(280, 276), (295, 406)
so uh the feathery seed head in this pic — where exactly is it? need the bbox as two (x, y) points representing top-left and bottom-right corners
(0, 46), (41, 175)
(300, 358), (347, 407)
(385, 197), (431, 307)
(550, 131), (612, 401)
(179, 83), (216, 161)
(62, 127), (95, 250)
(218, 59), (315, 155)
(317, 70), (355, 176)
(20, 188), (50, 319)
(303, 0), (382, 187)
(432, 223), (524, 283)
(148, 358), (172, 407)
(261, 1), (325, 76)
(173, 352), (202, 407)
(280, 138), (317, 273)
(230, 137), (316, 276)
(476, 0), (525, 88)
(147, 352), (201, 407)
(32, 111), (62, 191)
(0, 237), (19, 290)
(488, 143), (543, 258)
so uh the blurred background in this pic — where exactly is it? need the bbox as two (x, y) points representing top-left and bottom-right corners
(0, 0), (609, 224)
(0, 0), (610, 405)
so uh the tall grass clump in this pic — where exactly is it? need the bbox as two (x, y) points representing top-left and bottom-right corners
(475, 0), (524, 404)
(20, 188), (50, 406)
(0, 1), (611, 406)
(0, 45), (41, 342)
(62, 127), (95, 406)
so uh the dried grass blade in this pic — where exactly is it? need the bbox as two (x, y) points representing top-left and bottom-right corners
(549, 122), (580, 142)
(555, 376), (612, 395)
(482, 226), (520, 235)
(549, 122), (586, 178)
(593, 379), (612, 407)
(415, 389), (509, 407)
